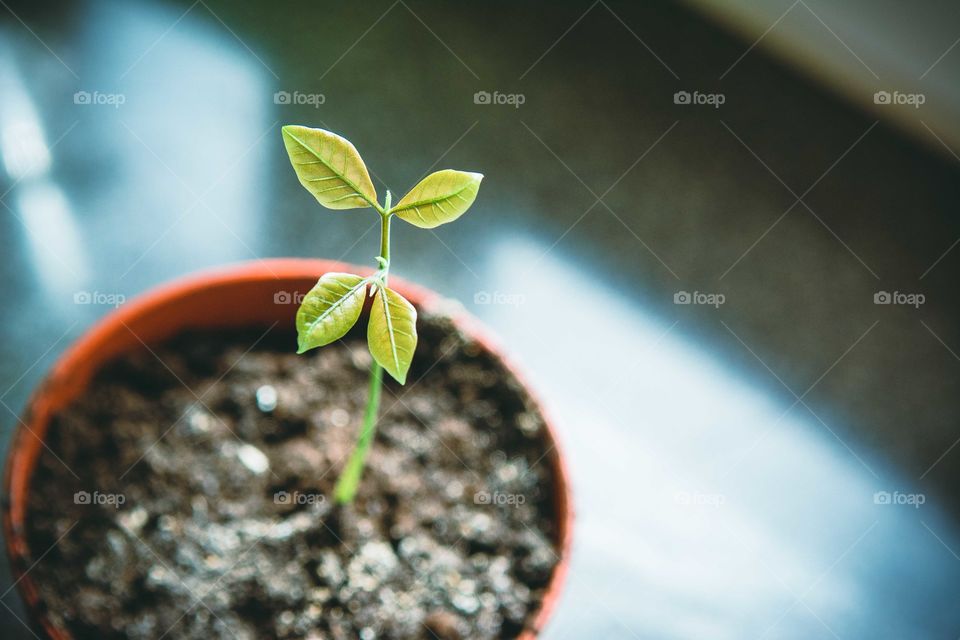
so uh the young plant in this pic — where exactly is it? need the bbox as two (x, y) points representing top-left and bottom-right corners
(281, 125), (483, 504)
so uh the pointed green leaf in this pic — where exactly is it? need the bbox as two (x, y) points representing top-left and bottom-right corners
(391, 169), (483, 228)
(296, 273), (368, 353)
(367, 286), (418, 383)
(282, 125), (378, 210)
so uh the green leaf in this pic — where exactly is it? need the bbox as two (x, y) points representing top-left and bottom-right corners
(296, 273), (368, 354)
(391, 169), (483, 228)
(281, 125), (379, 210)
(367, 286), (418, 383)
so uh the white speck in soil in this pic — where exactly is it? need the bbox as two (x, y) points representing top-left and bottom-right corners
(256, 384), (278, 412)
(445, 480), (464, 500)
(118, 506), (148, 532)
(347, 541), (399, 592)
(496, 459), (521, 483)
(517, 411), (541, 436)
(330, 407), (350, 427)
(452, 592), (480, 615)
(236, 442), (270, 474)
(185, 407), (213, 434)
(349, 344), (372, 370)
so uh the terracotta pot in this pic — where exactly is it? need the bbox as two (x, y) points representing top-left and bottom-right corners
(3, 258), (573, 639)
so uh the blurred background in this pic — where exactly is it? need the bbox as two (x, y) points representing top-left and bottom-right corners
(2, 0), (960, 637)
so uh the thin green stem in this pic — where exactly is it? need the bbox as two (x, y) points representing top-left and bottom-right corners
(333, 361), (383, 503)
(371, 189), (389, 217)
(380, 213), (391, 277)
(372, 193), (393, 279)
(333, 191), (392, 505)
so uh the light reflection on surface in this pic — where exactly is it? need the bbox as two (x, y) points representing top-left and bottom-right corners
(75, 0), (270, 281)
(475, 236), (960, 638)
(0, 37), (88, 292)
(0, 38), (51, 183)
(0, 119), (50, 183)
(14, 182), (88, 291)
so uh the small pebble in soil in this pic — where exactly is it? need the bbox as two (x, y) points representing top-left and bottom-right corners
(118, 506), (148, 533)
(330, 407), (350, 427)
(236, 442), (270, 474)
(256, 384), (278, 413)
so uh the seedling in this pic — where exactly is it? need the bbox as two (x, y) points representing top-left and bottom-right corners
(281, 125), (483, 504)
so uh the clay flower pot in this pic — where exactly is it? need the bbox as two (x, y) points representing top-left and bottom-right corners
(3, 258), (573, 639)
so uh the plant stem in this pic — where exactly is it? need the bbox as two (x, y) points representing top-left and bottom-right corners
(333, 195), (393, 504)
(333, 361), (383, 503)
(380, 190), (392, 274)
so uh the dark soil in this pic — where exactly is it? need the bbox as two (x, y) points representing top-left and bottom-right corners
(23, 311), (560, 639)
